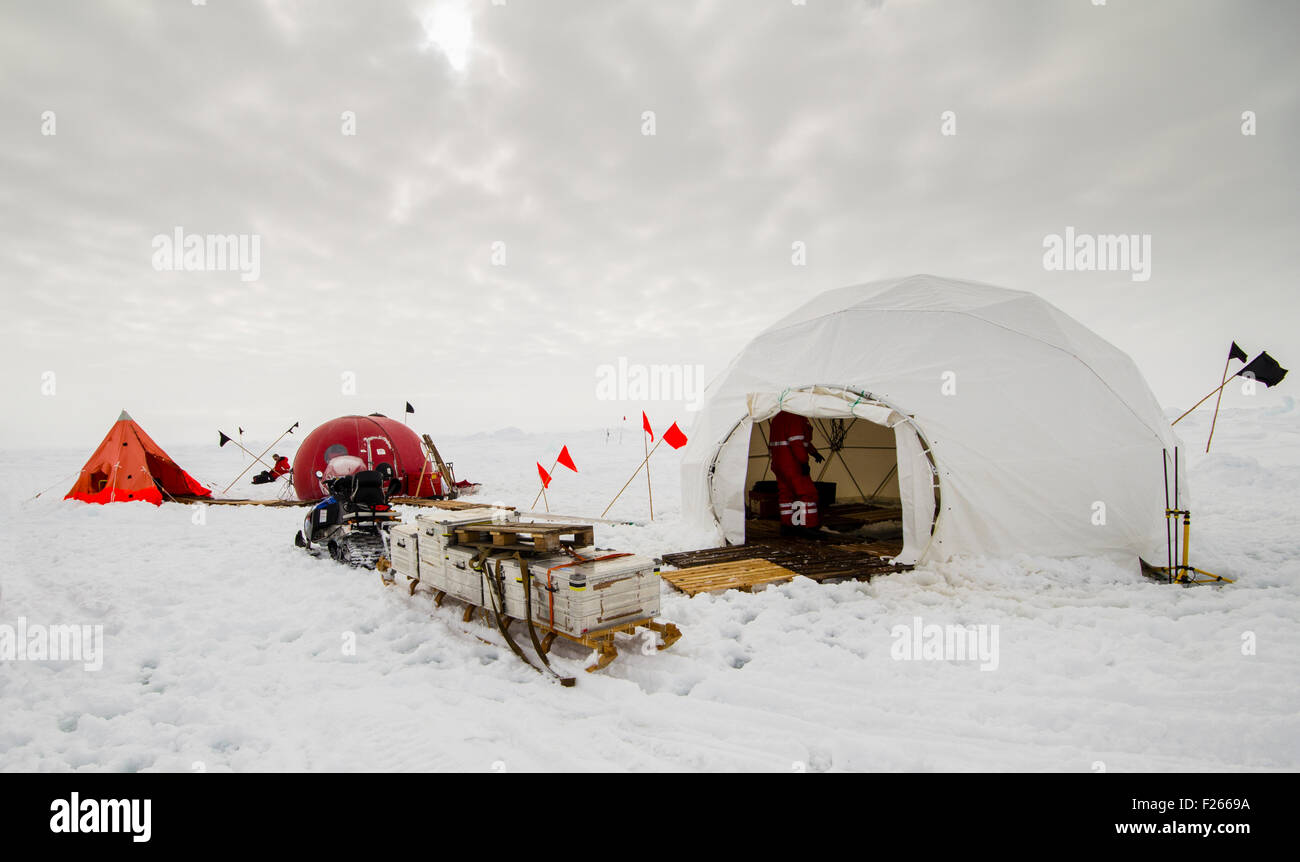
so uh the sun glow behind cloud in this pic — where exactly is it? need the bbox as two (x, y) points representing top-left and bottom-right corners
(420, 0), (473, 73)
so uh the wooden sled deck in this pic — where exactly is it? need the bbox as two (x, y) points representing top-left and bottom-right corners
(660, 505), (911, 597)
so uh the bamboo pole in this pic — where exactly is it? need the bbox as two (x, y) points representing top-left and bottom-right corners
(601, 438), (664, 518)
(516, 510), (642, 527)
(221, 432), (275, 470)
(1205, 354), (1236, 452)
(644, 429), (654, 521)
(1172, 375), (1241, 426)
(531, 458), (561, 509)
(222, 422), (298, 495)
(412, 455), (428, 498)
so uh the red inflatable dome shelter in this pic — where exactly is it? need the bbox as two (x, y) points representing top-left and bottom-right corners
(292, 414), (442, 501)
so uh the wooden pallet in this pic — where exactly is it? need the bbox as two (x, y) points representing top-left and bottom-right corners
(453, 522), (595, 554)
(662, 529), (910, 588)
(661, 559), (799, 597)
(834, 507), (904, 524)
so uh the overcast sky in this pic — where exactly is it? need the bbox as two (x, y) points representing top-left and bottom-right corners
(2, 0), (1297, 450)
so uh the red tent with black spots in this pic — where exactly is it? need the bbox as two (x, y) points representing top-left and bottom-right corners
(65, 410), (211, 504)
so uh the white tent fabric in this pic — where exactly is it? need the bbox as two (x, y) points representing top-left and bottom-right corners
(680, 275), (1185, 566)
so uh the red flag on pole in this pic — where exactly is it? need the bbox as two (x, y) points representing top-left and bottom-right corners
(662, 421), (689, 450)
(536, 462), (552, 488)
(642, 411), (654, 441)
(557, 445), (577, 472)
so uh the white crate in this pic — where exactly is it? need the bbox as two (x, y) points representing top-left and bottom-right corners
(430, 545), (489, 606)
(389, 524), (420, 579)
(526, 554), (661, 637)
(400, 511), (661, 637)
(479, 554), (531, 619)
(410, 511), (494, 572)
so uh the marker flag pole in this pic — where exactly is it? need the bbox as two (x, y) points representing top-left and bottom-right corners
(221, 421), (299, 495)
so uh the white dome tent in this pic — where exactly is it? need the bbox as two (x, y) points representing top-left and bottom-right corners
(680, 275), (1183, 567)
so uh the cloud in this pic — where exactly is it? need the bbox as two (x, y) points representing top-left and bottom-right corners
(1, 0), (1297, 448)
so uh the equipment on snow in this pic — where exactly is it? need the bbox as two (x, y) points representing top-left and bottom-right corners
(294, 456), (400, 569)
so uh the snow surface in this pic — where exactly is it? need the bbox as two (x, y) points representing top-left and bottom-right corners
(1, 403), (1298, 772)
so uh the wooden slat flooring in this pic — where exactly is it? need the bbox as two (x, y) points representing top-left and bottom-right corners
(660, 559), (800, 597)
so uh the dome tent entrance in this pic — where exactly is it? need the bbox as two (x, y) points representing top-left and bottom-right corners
(715, 386), (941, 564)
(680, 275), (1184, 566)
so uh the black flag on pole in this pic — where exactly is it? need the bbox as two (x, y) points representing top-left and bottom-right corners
(1229, 342), (1248, 363)
(1235, 351), (1288, 387)
(405, 402), (415, 414)
(219, 431), (232, 447)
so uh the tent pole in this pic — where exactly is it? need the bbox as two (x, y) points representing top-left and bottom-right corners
(1163, 449), (1173, 584)
(755, 421), (774, 482)
(834, 449), (869, 501)
(812, 418), (834, 483)
(870, 463), (899, 499)
(1172, 447), (1180, 582)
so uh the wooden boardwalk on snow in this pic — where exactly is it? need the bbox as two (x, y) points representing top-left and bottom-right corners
(660, 506), (911, 596)
(172, 496), (501, 510)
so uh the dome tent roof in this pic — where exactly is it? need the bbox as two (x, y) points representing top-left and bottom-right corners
(680, 275), (1182, 565)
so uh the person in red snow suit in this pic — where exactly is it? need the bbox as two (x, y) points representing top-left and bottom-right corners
(253, 454), (292, 485)
(768, 411), (824, 536)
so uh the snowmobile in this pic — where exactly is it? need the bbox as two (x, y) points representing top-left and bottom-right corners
(294, 456), (400, 569)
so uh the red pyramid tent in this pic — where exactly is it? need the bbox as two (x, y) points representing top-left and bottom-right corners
(65, 410), (212, 504)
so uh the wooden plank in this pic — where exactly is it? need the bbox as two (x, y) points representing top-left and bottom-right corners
(421, 434), (457, 495)
(479, 523), (592, 536)
(172, 496), (313, 507)
(661, 559), (798, 597)
(390, 498), (512, 511)
(837, 508), (903, 524)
